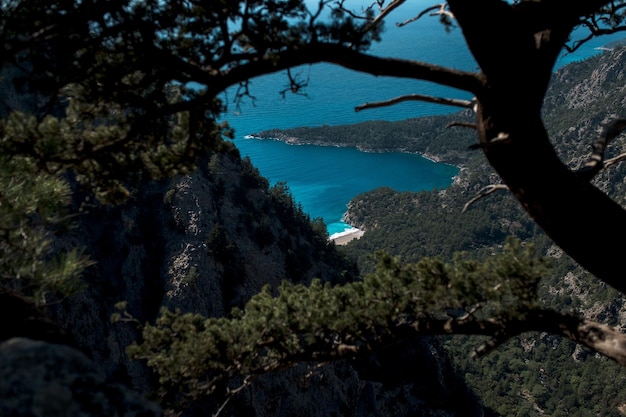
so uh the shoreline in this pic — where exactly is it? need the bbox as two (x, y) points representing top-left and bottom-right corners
(329, 227), (365, 245)
(245, 133), (463, 169)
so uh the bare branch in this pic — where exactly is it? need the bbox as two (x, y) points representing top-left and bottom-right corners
(368, 0), (407, 29)
(355, 93), (473, 112)
(575, 118), (626, 181)
(333, 2), (368, 21)
(397, 3), (454, 27)
(456, 312), (626, 366)
(279, 67), (311, 98)
(563, 2), (626, 53)
(446, 121), (476, 130)
(604, 152), (626, 169)
(462, 184), (509, 213)
(215, 44), (483, 99)
(214, 376), (254, 417)
(468, 132), (511, 150)
(568, 320), (626, 366)
(469, 312), (626, 366)
(523, 310), (626, 367)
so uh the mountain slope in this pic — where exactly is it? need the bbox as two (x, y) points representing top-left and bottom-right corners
(38, 148), (481, 415)
(338, 46), (626, 416)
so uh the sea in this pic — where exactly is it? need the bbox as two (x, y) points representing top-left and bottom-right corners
(218, 0), (626, 237)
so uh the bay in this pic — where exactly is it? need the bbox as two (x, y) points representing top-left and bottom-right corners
(242, 139), (459, 235)
(220, 2), (626, 236)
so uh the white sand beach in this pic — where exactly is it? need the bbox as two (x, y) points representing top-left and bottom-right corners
(329, 228), (365, 245)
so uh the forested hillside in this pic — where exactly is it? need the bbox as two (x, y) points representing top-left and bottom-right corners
(252, 110), (476, 166)
(3, 0), (626, 413)
(260, 46), (626, 416)
(343, 48), (626, 416)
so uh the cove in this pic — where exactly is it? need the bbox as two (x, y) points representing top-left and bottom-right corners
(234, 137), (459, 236)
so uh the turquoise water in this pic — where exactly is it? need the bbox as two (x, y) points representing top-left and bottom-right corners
(238, 139), (458, 234)
(220, 2), (626, 236)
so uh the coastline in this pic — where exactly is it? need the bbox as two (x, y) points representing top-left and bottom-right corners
(246, 130), (463, 241)
(246, 133), (466, 170)
(247, 133), (462, 241)
(329, 227), (365, 245)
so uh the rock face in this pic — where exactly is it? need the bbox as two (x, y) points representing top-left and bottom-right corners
(0, 338), (162, 417)
(47, 151), (359, 390)
(37, 150), (482, 417)
(229, 337), (483, 417)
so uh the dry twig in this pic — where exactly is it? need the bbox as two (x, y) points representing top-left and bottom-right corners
(397, 3), (453, 27)
(355, 93), (473, 112)
(575, 118), (626, 181)
(462, 184), (509, 213)
(447, 121), (476, 130)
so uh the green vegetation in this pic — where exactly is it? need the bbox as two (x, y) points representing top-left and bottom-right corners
(339, 175), (626, 416)
(332, 49), (626, 415)
(341, 186), (538, 272)
(126, 239), (547, 411)
(446, 332), (626, 417)
(0, 113), (94, 302)
(253, 112), (476, 166)
(3, 1), (626, 417)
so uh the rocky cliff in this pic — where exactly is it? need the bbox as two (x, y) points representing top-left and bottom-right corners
(2, 144), (482, 416)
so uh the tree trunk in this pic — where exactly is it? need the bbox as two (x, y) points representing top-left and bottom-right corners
(444, 0), (626, 291)
(476, 101), (626, 292)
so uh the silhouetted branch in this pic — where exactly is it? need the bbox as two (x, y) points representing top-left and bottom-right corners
(447, 121), (476, 130)
(462, 184), (509, 213)
(468, 132), (511, 150)
(575, 119), (626, 181)
(369, 0), (407, 28)
(216, 44), (483, 99)
(564, 5), (626, 53)
(396, 3), (453, 27)
(355, 93), (473, 112)
(279, 67), (310, 97)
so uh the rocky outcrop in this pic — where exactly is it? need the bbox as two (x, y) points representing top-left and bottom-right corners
(47, 151), (358, 391)
(549, 47), (626, 111)
(36, 149), (481, 417)
(229, 336), (484, 417)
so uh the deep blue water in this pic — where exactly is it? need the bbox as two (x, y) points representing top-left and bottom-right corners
(219, 1), (626, 236)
